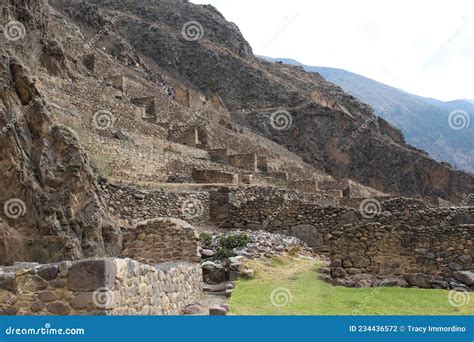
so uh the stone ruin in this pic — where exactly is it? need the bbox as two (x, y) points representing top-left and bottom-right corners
(0, 217), (203, 316)
(109, 75), (128, 92)
(208, 148), (229, 164)
(121, 218), (201, 265)
(192, 169), (238, 184)
(228, 153), (258, 172)
(170, 127), (209, 148)
(267, 171), (289, 183)
(325, 223), (473, 289)
(287, 178), (320, 194)
(1, 0), (472, 319)
(175, 86), (228, 114)
(175, 86), (206, 110)
(0, 258), (201, 315)
(131, 96), (160, 120)
(0, 49), (205, 314)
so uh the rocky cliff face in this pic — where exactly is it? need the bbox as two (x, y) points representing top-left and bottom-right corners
(0, 0), (121, 265)
(48, 0), (473, 202)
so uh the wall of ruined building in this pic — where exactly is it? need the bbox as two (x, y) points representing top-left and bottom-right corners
(327, 223), (473, 288)
(131, 96), (159, 118)
(318, 179), (347, 191)
(287, 179), (319, 193)
(208, 148), (229, 164)
(209, 186), (340, 233)
(213, 192), (474, 250)
(192, 169), (238, 184)
(228, 153), (257, 172)
(101, 182), (210, 225)
(0, 258), (202, 315)
(257, 156), (268, 172)
(109, 75), (127, 91)
(267, 171), (288, 183)
(121, 218), (201, 265)
(175, 87), (206, 110)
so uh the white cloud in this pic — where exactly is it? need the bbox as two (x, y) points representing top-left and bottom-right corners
(192, 0), (473, 101)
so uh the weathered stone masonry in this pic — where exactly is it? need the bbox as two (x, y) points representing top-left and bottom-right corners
(214, 192), (473, 287)
(328, 223), (473, 288)
(121, 218), (201, 265)
(101, 182), (210, 225)
(0, 258), (202, 315)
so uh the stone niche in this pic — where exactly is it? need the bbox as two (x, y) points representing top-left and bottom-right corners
(228, 153), (258, 172)
(169, 127), (208, 148)
(121, 218), (201, 265)
(257, 156), (268, 173)
(0, 258), (202, 315)
(192, 169), (238, 184)
(131, 96), (159, 118)
(175, 86), (206, 110)
(82, 54), (95, 71)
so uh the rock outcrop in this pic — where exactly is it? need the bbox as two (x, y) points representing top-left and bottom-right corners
(0, 0), (121, 264)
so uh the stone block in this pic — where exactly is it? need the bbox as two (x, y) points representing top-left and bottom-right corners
(209, 306), (227, 316)
(37, 265), (59, 281)
(46, 302), (70, 315)
(0, 273), (16, 292)
(404, 273), (433, 288)
(67, 259), (117, 291)
(290, 225), (323, 247)
(453, 271), (474, 286)
(192, 169), (238, 184)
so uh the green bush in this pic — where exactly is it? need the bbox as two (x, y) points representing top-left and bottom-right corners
(219, 233), (251, 250)
(215, 248), (234, 260)
(199, 233), (212, 246)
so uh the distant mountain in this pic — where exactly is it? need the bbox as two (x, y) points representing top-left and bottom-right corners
(260, 57), (474, 173)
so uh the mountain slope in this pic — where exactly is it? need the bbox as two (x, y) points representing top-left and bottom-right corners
(50, 0), (473, 200)
(46, 0), (474, 201)
(264, 57), (474, 172)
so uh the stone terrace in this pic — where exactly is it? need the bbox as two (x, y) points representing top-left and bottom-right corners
(0, 259), (201, 315)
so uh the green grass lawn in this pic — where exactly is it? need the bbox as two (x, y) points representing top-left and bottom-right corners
(229, 257), (474, 315)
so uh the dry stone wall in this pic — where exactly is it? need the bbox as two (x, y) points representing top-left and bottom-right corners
(210, 186), (339, 235)
(0, 258), (202, 315)
(214, 191), (473, 264)
(101, 182), (210, 225)
(228, 153), (258, 172)
(192, 169), (238, 184)
(327, 223), (473, 289)
(121, 218), (201, 265)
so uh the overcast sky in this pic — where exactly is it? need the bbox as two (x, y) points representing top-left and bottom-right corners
(192, 0), (473, 101)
